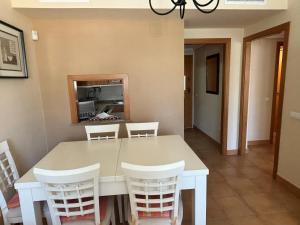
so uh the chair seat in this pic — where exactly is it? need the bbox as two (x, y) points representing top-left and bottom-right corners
(63, 220), (96, 225)
(7, 199), (50, 224)
(6, 206), (22, 219)
(128, 195), (183, 225)
(138, 211), (171, 219)
(61, 196), (113, 225)
(7, 193), (20, 209)
(139, 218), (174, 225)
(137, 194), (173, 219)
(6, 193), (23, 223)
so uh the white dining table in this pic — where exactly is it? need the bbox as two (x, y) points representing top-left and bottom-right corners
(15, 135), (209, 225)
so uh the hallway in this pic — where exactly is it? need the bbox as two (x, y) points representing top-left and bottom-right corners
(183, 128), (300, 225)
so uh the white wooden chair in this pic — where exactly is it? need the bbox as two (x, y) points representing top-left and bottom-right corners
(34, 163), (116, 225)
(85, 124), (120, 141)
(0, 140), (51, 225)
(84, 124), (124, 223)
(124, 122), (160, 221)
(121, 161), (185, 225)
(126, 122), (159, 138)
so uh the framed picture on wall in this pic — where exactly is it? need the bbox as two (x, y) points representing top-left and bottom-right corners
(0, 21), (28, 78)
(206, 53), (220, 95)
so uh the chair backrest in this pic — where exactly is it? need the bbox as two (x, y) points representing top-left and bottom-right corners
(126, 122), (159, 138)
(85, 124), (120, 140)
(121, 161), (185, 223)
(0, 140), (19, 210)
(34, 164), (100, 225)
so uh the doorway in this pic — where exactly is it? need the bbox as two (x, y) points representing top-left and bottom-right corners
(184, 54), (194, 129)
(184, 39), (231, 155)
(238, 23), (290, 178)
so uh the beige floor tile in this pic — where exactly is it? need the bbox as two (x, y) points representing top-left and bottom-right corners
(207, 170), (225, 183)
(208, 181), (238, 198)
(240, 166), (268, 179)
(242, 193), (288, 214)
(225, 177), (263, 195)
(207, 196), (228, 220)
(207, 218), (233, 225)
(229, 216), (266, 225)
(217, 167), (243, 178)
(268, 190), (300, 214)
(258, 212), (300, 225)
(283, 197), (300, 214)
(249, 175), (283, 193)
(225, 156), (254, 168)
(217, 196), (255, 218)
(205, 160), (233, 170)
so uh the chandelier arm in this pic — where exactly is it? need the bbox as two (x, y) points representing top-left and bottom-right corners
(149, 0), (177, 16)
(171, 0), (186, 6)
(193, 0), (220, 13)
(192, 0), (215, 7)
(179, 3), (186, 19)
(149, 0), (219, 18)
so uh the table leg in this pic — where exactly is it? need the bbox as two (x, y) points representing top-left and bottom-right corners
(194, 176), (207, 225)
(117, 195), (123, 223)
(18, 189), (43, 225)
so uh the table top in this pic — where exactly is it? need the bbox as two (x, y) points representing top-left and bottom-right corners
(116, 135), (208, 179)
(15, 135), (208, 189)
(15, 139), (121, 188)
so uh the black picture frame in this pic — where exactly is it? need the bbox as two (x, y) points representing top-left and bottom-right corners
(0, 20), (28, 79)
(206, 53), (220, 95)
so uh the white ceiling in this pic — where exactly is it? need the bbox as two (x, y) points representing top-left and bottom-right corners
(184, 9), (284, 28)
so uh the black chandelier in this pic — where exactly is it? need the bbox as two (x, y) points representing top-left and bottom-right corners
(149, 0), (220, 19)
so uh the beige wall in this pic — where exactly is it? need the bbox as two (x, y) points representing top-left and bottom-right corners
(247, 38), (279, 142)
(33, 15), (184, 149)
(184, 28), (244, 151)
(245, 0), (300, 188)
(0, 0), (47, 174)
(194, 45), (223, 143)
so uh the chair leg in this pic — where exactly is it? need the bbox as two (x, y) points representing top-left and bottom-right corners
(3, 219), (11, 225)
(2, 209), (11, 225)
(117, 195), (123, 223)
(172, 217), (177, 225)
(131, 215), (137, 225)
(111, 205), (116, 225)
(45, 214), (53, 225)
(124, 195), (129, 222)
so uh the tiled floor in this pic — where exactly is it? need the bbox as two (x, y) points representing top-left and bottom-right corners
(2, 129), (299, 225)
(182, 128), (300, 225)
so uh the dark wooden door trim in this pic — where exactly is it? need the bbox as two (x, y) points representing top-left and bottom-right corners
(185, 38), (231, 156)
(238, 22), (290, 179)
(270, 41), (284, 144)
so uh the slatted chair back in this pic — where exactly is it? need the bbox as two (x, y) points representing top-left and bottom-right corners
(0, 140), (19, 210)
(34, 164), (100, 225)
(126, 122), (159, 138)
(121, 161), (185, 224)
(85, 124), (120, 141)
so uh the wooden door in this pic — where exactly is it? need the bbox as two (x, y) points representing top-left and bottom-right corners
(184, 55), (193, 129)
